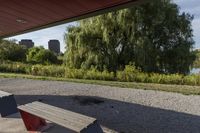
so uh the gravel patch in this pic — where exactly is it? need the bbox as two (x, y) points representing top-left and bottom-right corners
(0, 78), (200, 133)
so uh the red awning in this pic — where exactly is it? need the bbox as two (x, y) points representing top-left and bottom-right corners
(0, 0), (146, 38)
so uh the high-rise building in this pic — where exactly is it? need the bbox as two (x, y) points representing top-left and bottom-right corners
(48, 40), (60, 54)
(19, 39), (34, 48)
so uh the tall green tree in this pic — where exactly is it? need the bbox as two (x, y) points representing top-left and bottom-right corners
(64, 0), (195, 74)
(0, 40), (27, 62)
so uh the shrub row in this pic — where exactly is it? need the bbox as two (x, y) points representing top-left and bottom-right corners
(0, 62), (114, 81)
(0, 61), (30, 73)
(116, 65), (200, 85)
(0, 62), (200, 86)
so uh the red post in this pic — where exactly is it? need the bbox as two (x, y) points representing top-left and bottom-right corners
(19, 110), (47, 132)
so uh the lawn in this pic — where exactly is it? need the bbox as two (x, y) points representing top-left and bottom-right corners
(0, 72), (200, 95)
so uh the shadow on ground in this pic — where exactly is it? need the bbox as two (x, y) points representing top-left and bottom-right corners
(14, 94), (200, 133)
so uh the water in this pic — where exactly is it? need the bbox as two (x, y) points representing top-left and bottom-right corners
(190, 68), (200, 74)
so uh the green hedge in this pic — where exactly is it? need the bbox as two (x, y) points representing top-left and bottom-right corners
(0, 62), (200, 86)
(0, 61), (30, 73)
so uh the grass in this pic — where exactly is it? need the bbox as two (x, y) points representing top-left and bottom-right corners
(0, 72), (200, 95)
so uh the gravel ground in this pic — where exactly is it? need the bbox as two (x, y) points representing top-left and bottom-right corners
(0, 78), (200, 133)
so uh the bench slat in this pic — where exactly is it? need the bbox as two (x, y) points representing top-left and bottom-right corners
(18, 102), (101, 132)
(31, 102), (95, 122)
(28, 103), (94, 126)
(18, 105), (85, 132)
(24, 104), (94, 129)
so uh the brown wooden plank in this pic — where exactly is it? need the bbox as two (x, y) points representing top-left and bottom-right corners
(28, 102), (96, 125)
(24, 103), (95, 128)
(18, 102), (98, 132)
(31, 102), (95, 122)
(0, 0), (145, 38)
(18, 105), (84, 132)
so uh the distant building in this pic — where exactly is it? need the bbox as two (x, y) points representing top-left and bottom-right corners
(19, 39), (34, 48)
(48, 40), (60, 54)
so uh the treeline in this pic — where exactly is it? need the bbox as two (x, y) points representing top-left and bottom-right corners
(0, 40), (60, 64)
(0, 39), (199, 85)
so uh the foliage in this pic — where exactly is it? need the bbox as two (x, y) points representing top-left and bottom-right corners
(192, 50), (200, 68)
(0, 40), (27, 62)
(26, 47), (58, 64)
(117, 65), (145, 82)
(116, 65), (200, 85)
(84, 68), (115, 81)
(183, 75), (200, 86)
(0, 61), (30, 73)
(57, 54), (65, 65)
(64, 0), (195, 74)
(1, 62), (200, 86)
(27, 65), (65, 77)
(64, 67), (115, 80)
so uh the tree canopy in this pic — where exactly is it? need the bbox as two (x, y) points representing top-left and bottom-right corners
(0, 40), (27, 62)
(64, 0), (195, 74)
(26, 46), (58, 64)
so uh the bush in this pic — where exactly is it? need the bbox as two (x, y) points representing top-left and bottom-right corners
(26, 47), (58, 64)
(64, 67), (115, 80)
(0, 61), (30, 73)
(117, 65), (187, 85)
(116, 65), (148, 82)
(65, 68), (85, 79)
(84, 68), (115, 81)
(183, 75), (200, 86)
(28, 65), (65, 77)
(148, 73), (183, 84)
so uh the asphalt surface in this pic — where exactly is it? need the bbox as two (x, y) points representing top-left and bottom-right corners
(0, 78), (200, 133)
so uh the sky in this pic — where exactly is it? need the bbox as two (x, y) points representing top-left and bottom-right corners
(8, 0), (200, 52)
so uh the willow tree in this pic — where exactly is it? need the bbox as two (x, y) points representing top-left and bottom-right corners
(64, 0), (195, 74)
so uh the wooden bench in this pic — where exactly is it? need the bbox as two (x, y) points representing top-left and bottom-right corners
(18, 101), (104, 133)
(0, 90), (18, 117)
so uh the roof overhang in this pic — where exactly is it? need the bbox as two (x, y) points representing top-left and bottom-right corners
(0, 0), (148, 38)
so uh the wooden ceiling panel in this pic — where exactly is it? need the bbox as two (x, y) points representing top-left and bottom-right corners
(0, 9), (42, 25)
(4, 1), (53, 22)
(0, 0), (145, 38)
